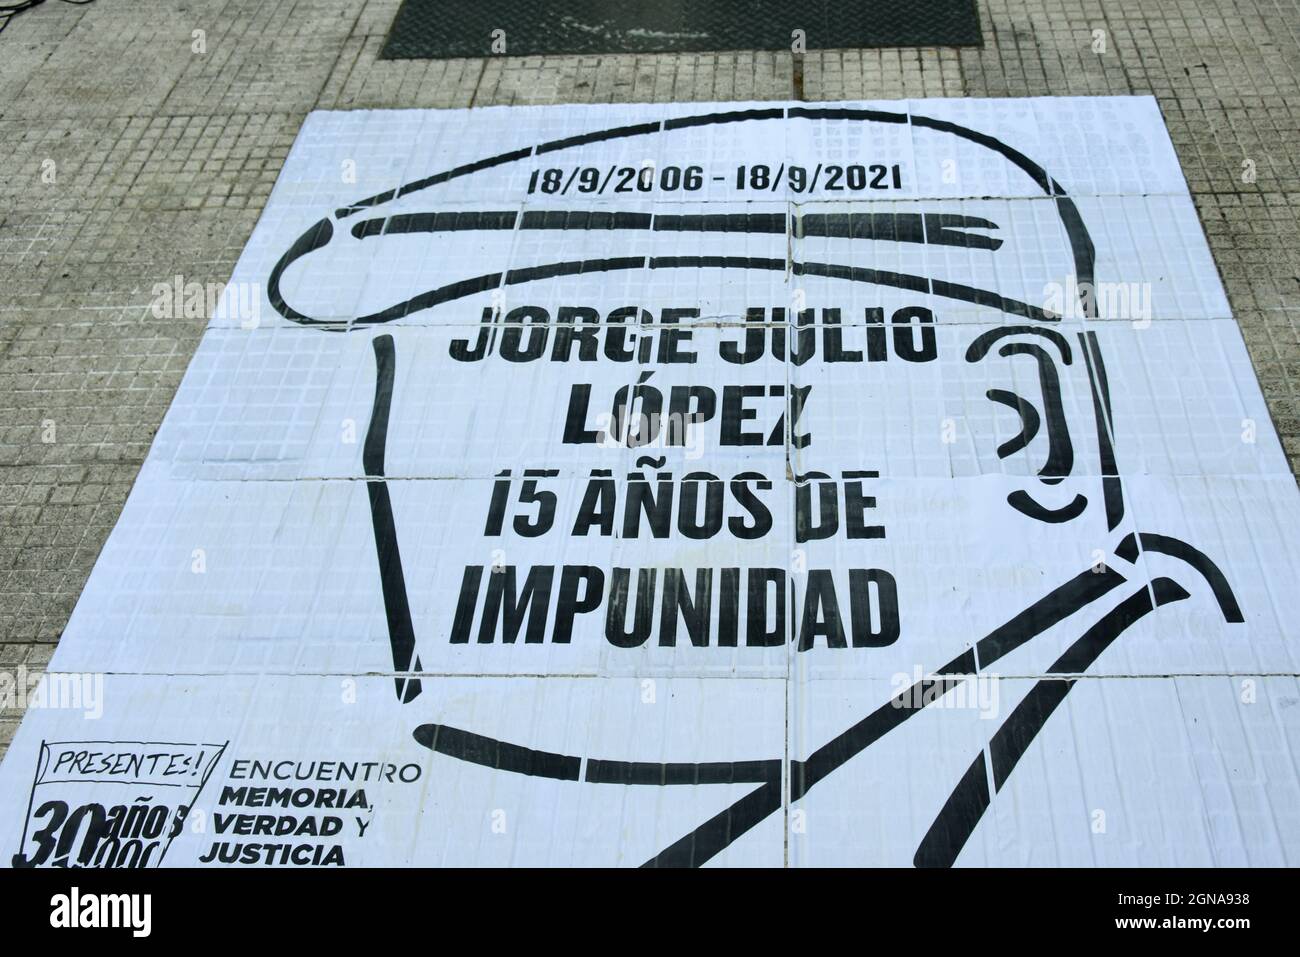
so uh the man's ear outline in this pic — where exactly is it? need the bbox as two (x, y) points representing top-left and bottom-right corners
(966, 325), (1088, 523)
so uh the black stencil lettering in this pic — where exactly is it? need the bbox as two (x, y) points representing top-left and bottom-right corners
(607, 568), (657, 648)
(746, 569), (785, 646)
(849, 568), (901, 647)
(478, 566), (555, 644)
(659, 569), (713, 647)
(798, 570), (847, 650)
(554, 566), (605, 643)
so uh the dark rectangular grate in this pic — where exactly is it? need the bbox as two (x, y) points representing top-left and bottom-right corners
(380, 0), (983, 60)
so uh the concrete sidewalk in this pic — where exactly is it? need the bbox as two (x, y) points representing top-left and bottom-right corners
(1, 0), (1297, 751)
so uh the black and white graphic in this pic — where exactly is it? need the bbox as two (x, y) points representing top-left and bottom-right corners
(1, 98), (1297, 867)
(13, 741), (225, 868)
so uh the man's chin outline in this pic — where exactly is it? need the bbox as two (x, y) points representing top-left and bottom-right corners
(268, 108), (1245, 867)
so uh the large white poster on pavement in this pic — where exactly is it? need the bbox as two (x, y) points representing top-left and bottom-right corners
(3, 97), (1298, 867)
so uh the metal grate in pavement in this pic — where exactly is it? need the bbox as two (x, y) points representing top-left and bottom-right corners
(379, 0), (984, 60)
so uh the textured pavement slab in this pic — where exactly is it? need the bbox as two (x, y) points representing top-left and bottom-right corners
(1, 0), (1298, 761)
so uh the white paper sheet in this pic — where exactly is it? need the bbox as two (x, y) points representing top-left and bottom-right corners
(3, 97), (1297, 868)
